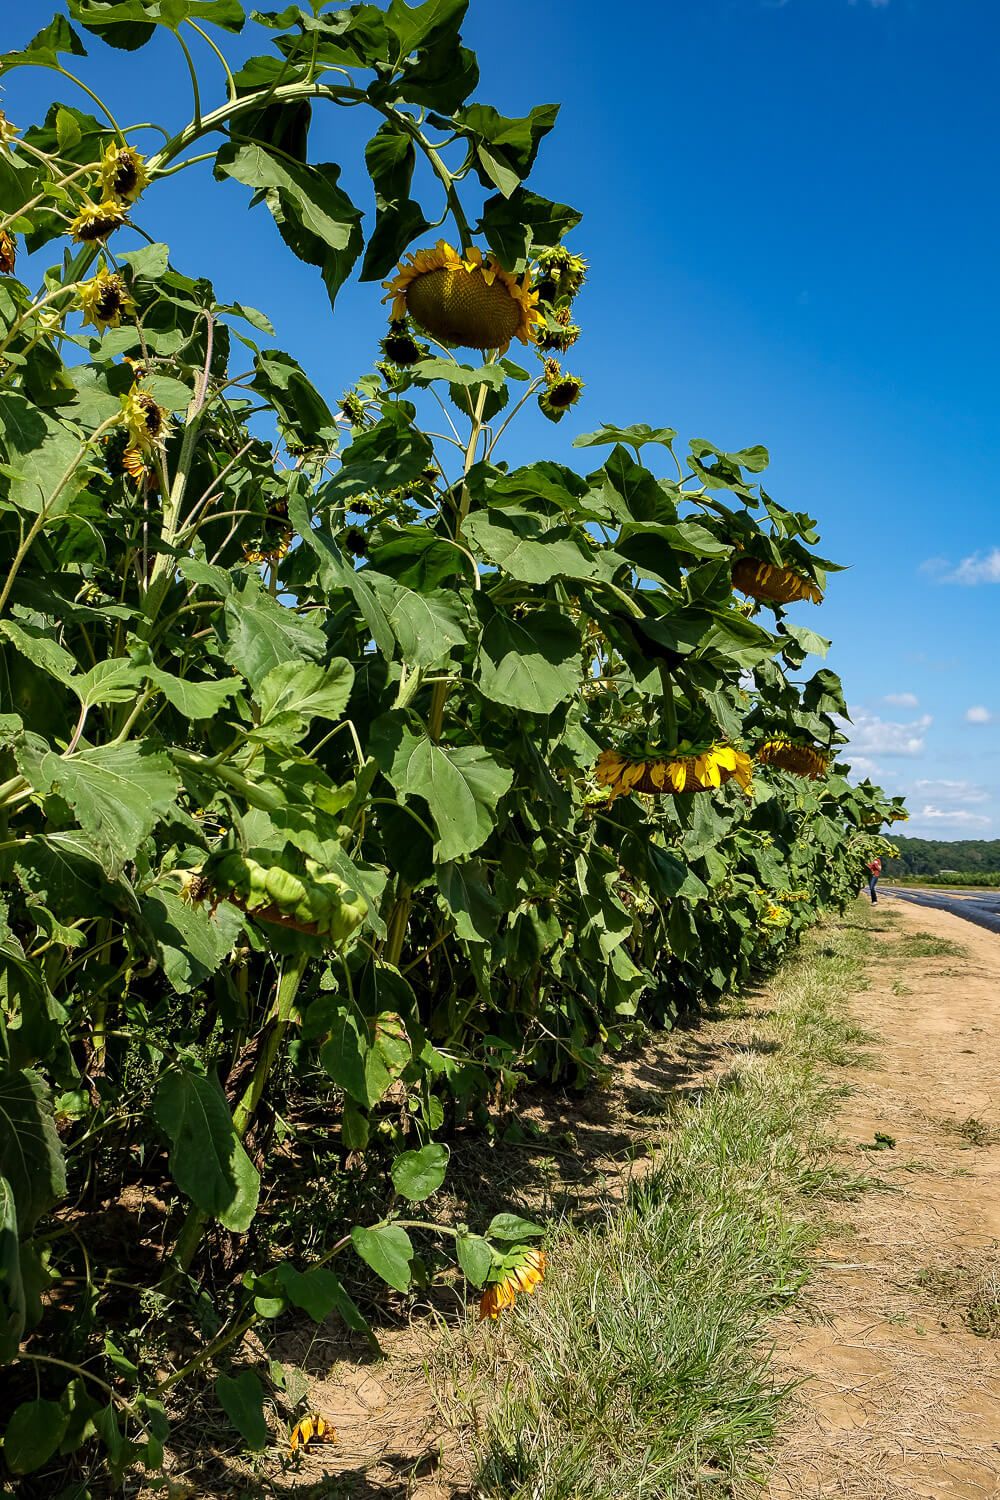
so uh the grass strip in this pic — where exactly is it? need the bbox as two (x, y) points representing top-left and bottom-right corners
(449, 904), (881, 1499)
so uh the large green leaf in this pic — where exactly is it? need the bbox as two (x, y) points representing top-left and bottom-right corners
(0, 1177), (25, 1363)
(256, 659), (354, 740)
(464, 508), (601, 585)
(0, 1067), (66, 1233)
(369, 577), (468, 669)
(478, 187), (581, 265)
(3, 1399), (68, 1475)
(0, 396), (89, 518)
(214, 1369), (268, 1451)
(35, 743), (179, 871)
(385, 0), (465, 56)
(477, 605), (581, 714)
(141, 890), (244, 995)
(373, 723), (512, 862)
(271, 1262), (370, 1332)
(360, 122), (429, 282)
(66, 0), (244, 50)
(250, 349), (338, 448)
(351, 1223), (413, 1292)
(216, 143), (362, 307)
(391, 1143), (448, 1202)
(153, 1068), (260, 1233)
(222, 575), (326, 689)
(0, 17), (87, 73)
(146, 666), (239, 719)
(458, 103), (559, 198)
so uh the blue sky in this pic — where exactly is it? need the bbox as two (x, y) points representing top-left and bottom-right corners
(5, 0), (999, 839)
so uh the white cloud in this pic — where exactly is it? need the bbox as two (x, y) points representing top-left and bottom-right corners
(837, 706), (931, 758)
(912, 780), (990, 805)
(918, 804), (991, 828)
(965, 705), (993, 724)
(883, 692), (919, 708)
(924, 547), (1000, 586)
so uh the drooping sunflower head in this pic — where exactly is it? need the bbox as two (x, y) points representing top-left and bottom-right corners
(594, 743), (754, 801)
(78, 270), (135, 333)
(340, 390), (367, 426)
(479, 1248), (547, 1321)
(70, 198), (130, 244)
(243, 530), (293, 566)
(344, 528), (367, 557)
(289, 1413), (336, 1453)
(533, 245), (587, 303)
(535, 302), (581, 352)
(100, 142), (150, 204)
(122, 388), (169, 453)
(383, 241), (539, 354)
(0, 229), (15, 275)
(379, 318), (428, 368)
(538, 369), (584, 423)
(732, 556), (822, 607)
(755, 737), (829, 780)
(761, 902), (791, 929)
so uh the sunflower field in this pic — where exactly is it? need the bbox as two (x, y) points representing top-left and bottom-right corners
(0, 1), (906, 1489)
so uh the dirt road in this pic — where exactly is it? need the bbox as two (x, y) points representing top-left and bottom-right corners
(766, 896), (1000, 1499)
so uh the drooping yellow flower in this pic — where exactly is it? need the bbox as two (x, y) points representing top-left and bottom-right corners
(122, 388), (169, 453)
(732, 556), (822, 606)
(538, 363), (584, 422)
(755, 737), (829, 780)
(0, 229), (15, 275)
(78, 270), (135, 333)
(479, 1248), (547, 1321)
(70, 198), (130, 243)
(595, 744), (753, 801)
(243, 530), (293, 566)
(761, 902), (791, 928)
(383, 240), (539, 354)
(100, 141), (150, 204)
(289, 1413), (335, 1453)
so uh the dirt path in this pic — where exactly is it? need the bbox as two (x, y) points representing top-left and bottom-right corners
(766, 897), (1000, 1499)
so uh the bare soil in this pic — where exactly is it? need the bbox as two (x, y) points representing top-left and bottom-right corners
(765, 897), (1000, 1499)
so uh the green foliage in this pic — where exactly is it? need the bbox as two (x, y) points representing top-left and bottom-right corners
(0, 0), (904, 1486)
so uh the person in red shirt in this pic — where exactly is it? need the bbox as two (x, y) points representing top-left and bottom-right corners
(866, 856), (882, 903)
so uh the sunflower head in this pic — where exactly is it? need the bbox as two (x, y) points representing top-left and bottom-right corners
(479, 1248), (547, 1321)
(340, 390), (367, 427)
(383, 241), (539, 355)
(344, 528), (367, 557)
(761, 902), (791, 929)
(100, 142), (150, 204)
(595, 743), (753, 801)
(755, 737), (829, 780)
(122, 388), (169, 453)
(289, 1413), (336, 1454)
(243, 530), (293, 566)
(78, 270), (135, 333)
(538, 369), (584, 423)
(533, 245), (587, 303)
(70, 198), (130, 244)
(535, 302), (581, 352)
(732, 556), (822, 607)
(380, 319), (428, 367)
(0, 229), (15, 275)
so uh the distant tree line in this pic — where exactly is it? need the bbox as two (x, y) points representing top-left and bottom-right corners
(888, 837), (1000, 876)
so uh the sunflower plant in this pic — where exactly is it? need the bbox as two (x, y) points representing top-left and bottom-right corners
(0, 0), (905, 1486)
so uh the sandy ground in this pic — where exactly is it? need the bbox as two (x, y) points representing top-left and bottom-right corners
(765, 897), (1000, 1499)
